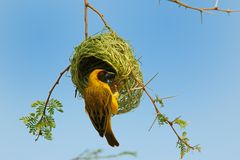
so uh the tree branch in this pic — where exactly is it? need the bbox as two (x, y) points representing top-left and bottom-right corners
(84, 0), (88, 39)
(168, 0), (240, 13)
(86, 3), (111, 31)
(84, 0), (111, 34)
(132, 72), (195, 151)
(35, 65), (70, 141)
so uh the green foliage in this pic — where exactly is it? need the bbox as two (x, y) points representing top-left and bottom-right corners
(176, 132), (201, 159)
(20, 99), (63, 141)
(157, 113), (168, 125)
(173, 117), (188, 129)
(72, 149), (137, 160)
(154, 96), (165, 107)
(155, 95), (175, 107)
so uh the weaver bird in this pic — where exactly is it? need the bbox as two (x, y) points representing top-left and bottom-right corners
(84, 69), (119, 147)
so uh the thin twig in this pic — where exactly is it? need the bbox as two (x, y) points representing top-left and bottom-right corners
(168, 0), (240, 13)
(167, 121), (194, 149)
(132, 72), (195, 150)
(84, 0), (111, 38)
(86, 3), (111, 31)
(35, 65), (71, 141)
(84, 0), (88, 39)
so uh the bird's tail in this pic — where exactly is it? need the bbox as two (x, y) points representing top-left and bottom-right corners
(105, 121), (119, 147)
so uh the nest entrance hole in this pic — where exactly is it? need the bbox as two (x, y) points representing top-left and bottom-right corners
(78, 56), (116, 83)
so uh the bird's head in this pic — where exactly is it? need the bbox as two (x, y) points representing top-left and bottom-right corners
(89, 69), (116, 83)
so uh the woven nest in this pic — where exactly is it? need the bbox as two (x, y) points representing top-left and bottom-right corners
(70, 31), (143, 114)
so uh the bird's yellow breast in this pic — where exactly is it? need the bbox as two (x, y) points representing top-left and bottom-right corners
(86, 69), (119, 114)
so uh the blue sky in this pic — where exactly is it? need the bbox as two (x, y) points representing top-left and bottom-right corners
(1, 0), (240, 159)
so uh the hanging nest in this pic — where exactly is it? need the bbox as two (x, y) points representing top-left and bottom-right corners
(70, 31), (143, 114)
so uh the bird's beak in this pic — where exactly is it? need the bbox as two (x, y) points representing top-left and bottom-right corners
(105, 72), (116, 80)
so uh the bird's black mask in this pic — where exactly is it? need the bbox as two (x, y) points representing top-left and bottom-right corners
(97, 70), (116, 84)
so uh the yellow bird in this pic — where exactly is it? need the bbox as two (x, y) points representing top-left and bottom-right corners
(84, 69), (119, 147)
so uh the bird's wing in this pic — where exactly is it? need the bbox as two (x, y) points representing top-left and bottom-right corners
(84, 86), (112, 137)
